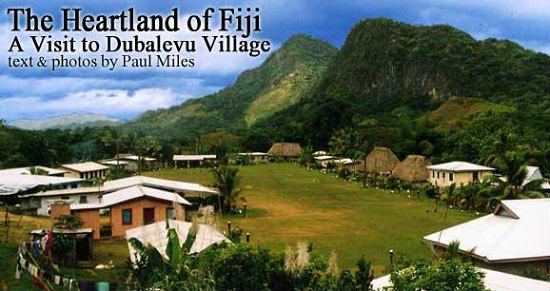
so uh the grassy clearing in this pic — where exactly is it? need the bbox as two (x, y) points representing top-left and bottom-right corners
(146, 163), (475, 274)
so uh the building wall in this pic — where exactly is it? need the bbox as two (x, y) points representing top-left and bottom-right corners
(73, 209), (101, 240)
(428, 170), (492, 187)
(36, 193), (100, 216)
(63, 169), (108, 179)
(50, 203), (71, 220)
(110, 197), (185, 237)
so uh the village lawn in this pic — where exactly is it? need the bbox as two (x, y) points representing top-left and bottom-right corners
(146, 163), (477, 274)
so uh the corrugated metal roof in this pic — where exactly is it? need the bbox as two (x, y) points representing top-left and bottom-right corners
(61, 162), (109, 173)
(0, 166), (67, 176)
(70, 185), (191, 210)
(427, 161), (495, 172)
(173, 155), (217, 161)
(126, 219), (230, 262)
(423, 199), (550, 262)
(20, 175), (218, 198)
(0, 174), (83, 195)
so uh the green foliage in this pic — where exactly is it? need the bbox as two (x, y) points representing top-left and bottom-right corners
(211, 166), (241, 211)
(53, 215), (82, 230)
(390, 258), (487, 291)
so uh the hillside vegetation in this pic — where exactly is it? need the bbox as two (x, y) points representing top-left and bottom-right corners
(128, 35), (337, 142)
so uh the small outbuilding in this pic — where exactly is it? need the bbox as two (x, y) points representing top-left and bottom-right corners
(392, 155), (431, 183)
(126, 219), (230, 262)
(173, 155), (217, 168)
(268, 143), (302, 160)
(364, 147), (400, 174)
(60, 162), (109, 180)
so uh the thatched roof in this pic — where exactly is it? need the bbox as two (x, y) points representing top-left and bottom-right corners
(268, 143), (302, 157)
(365, 147), (400, 173)
(392, 155), (431, 182)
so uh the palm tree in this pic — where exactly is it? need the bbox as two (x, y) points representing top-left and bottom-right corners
(298, 145), (314, 168)
(211, 166), (240, 211)
(441, 183), (457, 207)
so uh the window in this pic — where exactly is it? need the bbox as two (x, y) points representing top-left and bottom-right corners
(166, 207), (174, 220)
(449, 173), (454, 182)
(143, 208), (155, 225)
(432, 170), (435, 178)
(122, 209), (132, 225)
(442, 172), (446, 179)
(79, 195), (87, 204)
(437, 172), (440, 179)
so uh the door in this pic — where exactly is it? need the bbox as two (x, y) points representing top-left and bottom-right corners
(143, 208), (155, 225)
(472, 171), (479, 182)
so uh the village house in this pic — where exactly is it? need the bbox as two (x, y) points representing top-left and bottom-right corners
(60, 162), (110, 180)
(523, 166), (550, 192)
(62, 185), (192, 239)
(99, 159), (129, 171)
(109, 154), (158, 171)
(173, 154), (217, 168)
(392, 155), (431, 183)
(423, 199), (550, 275)
(0, 174), (83, 203)
(364, 147), (400, 174)
(19, 187), (102, 216)
(20, 175), (218, 217)
(314, 155), (337, 168)
(427, 161), (495, 187)
(268, 143), (302, 161)
(0, 166), (68, 177)
(236, 152), (269, 164)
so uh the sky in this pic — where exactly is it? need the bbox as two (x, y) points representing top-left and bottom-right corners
(0, 0), (548, 122)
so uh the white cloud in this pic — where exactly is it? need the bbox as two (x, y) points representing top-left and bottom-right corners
(0, 88), (188, 120)
(0, 74), (220, 97)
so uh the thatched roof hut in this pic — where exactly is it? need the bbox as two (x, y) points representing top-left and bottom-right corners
(268, 143), (302, 158)
(392, 155), (431, 182)
(364, 147), (400, 174)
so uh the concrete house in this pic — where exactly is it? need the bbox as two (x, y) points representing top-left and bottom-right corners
(314, 155), (337, 168)
(60, 162), (110, 180)
(0, 174), (83, 201)
(423, 199), (550, 275)
(427, 161), (495, 187)
(173, 155), (217, 168)
(21, 175), (218, 217)
(19, 187), (102, 216)
(109, 154), (158, 171)
(64, 186), (192, 239)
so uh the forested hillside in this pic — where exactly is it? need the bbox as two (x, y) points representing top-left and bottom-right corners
(127, 35), (337, 143)
(255, 18), (550, 168)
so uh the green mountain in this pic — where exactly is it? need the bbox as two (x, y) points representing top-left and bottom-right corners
(256, 18), (550, 147)
(129, 35), (337, 141)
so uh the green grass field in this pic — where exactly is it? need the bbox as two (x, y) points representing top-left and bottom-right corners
(0, 163), (476, 289)
(146, 163), (475, 273)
